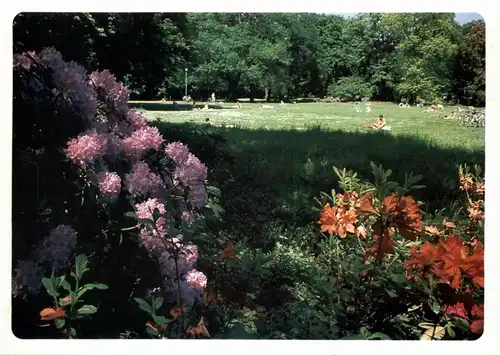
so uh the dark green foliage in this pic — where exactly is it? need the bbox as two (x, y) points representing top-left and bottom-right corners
(327, 76), (374, 101)
(13, 12), (484, 106)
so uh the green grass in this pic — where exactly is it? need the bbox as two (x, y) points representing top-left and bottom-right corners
(141, 101), (484, 239)
(132, 101), (484, 151)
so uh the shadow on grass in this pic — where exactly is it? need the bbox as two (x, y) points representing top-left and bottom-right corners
(154, 121), (484, 240)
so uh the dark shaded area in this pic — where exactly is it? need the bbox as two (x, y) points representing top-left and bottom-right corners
(153, 121), (484, 251)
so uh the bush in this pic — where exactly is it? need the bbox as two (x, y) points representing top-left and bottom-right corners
(12, 48), (217, 339)
(327, 76), (374, 101)
(458, 109), (485, 128)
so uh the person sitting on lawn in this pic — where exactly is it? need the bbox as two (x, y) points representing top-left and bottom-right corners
(363, 115), (386, 129)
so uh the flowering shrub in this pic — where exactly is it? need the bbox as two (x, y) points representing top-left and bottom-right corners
(315, 162), (484, 340)
(12, 48), (213, 338)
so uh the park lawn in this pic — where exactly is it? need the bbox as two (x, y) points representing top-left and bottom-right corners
(132, 101), (484, 151)
(137, 101), (484, 224)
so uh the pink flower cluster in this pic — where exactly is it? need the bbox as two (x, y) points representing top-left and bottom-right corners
(123, 126), (163, 158)
(66, 130), (108, 165)
(14, 48), (210, 306)
(38, 47), (97, 120)
(158, 242), (200, 278)
(90, 70), (129, 114)
(125, 162), (164, 198)
(13, 224), (78, 297)
(185, 269), (208, 290)
(166, 142), (208, 208)
(96, 171), (122, 198)
(13, 51), (37, 71)
(36, 225), (78, 271)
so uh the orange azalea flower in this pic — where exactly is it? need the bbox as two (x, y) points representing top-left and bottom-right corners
(318, 204), (357, 238)
(433, 236), (471, 289)
(357, 192), (377, 215)
(442, 219), (456, 230)
(169, 301), (187, 319)
(425, 225), (442, 237)
(356, 225), (367, 239)
(475, 180), (485, 195)
(470, 304), (484, 335)
(365, 222), (395, 259)
(410, 241), (439, 266)
(465, 241), (484, 288)
(40, 306), (66, 321)
(392, 195), (423, 240)
(468, 201), (484, 221)
(336, 191), (360, 208)
(218, 241), (237, 260)
(459, 174), (474, 193)
(186, 317), (210, 338)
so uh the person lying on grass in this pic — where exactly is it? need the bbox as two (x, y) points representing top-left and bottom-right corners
(363, 115), (387, 130)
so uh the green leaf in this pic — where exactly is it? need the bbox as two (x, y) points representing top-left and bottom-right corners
(368, 332), (392, 340)
(146, 327), (159, 338)
(83, 283), (108, 290)
(134, 298), (154, 315)
(358, 263), (373, 273)
(446, 323), (456, 337)
(124, 211), (136, 219)
(75, 254), (89, 279)
(61, 280), (72, 292)
(70, 327), (77, 338)
(54, 318), (65, 329)
(77, 305), (98, 315)
(42, 277), (59, 298)
(152, 297), (164, 312)
(75, 283), (108, 301)
(386, 289), (398, 298)
(153, 315), (170, 326)
(57, 275), (66, 289)
(137, 218), (155, 227)
(428, 297), (441, 315)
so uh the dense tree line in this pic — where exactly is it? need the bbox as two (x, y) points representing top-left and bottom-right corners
(13, 12), (485, 105)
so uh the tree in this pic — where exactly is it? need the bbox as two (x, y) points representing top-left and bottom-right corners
(452, 20), (485, 106)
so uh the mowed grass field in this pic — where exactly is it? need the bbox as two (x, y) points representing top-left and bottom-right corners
(133, 100), (485, 220)
(131, 100), (484, 150)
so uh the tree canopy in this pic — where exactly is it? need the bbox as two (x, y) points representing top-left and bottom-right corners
(13, 12), (485, 105)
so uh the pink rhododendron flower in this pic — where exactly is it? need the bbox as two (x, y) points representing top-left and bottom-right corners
(126, 109), (148, 130)
(123, 126), (163, 158)
(138, 228), (167, 256)
(182, 211), (195, 226)
(135, 198), (167, 231)
(13, 52), (37, 71)
(12, 259), (44, 296)
(104, 133), (123, 157)
(174, 154), (207, 186)
(158, 243), (198, 278)
(96, 171), (122, 198)
(164, 279), (202, 308)
(65, 130), (107, 165)
(182, 244), (199, 266)
(89, 70), (129, 114)
(185, 269), (207, 290)
(39, 48), (97, 119)
(36, 225), (78, 271)
(124, 161), (164, 197)
(166, 142), (191, 165)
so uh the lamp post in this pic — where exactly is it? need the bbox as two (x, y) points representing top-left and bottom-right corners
(184, 68), (188, 98)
